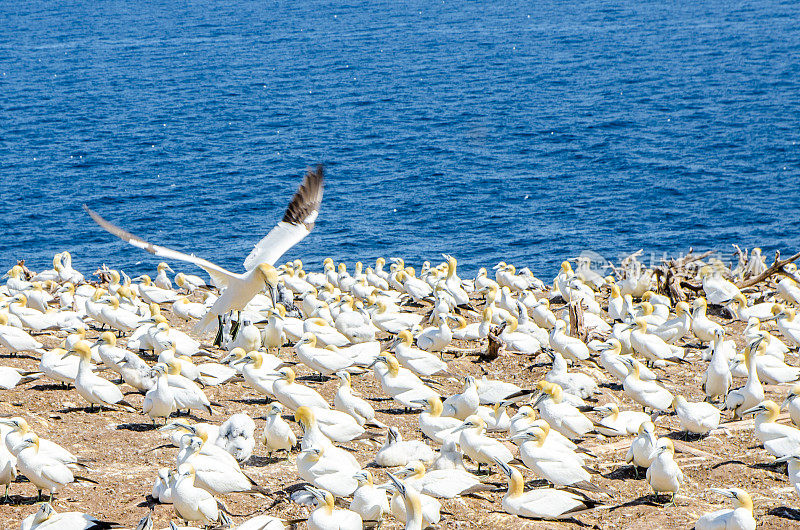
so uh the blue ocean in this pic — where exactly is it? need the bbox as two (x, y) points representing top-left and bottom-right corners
(2, 0), (799, 280)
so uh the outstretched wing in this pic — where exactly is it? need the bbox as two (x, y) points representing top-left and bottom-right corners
(83, 205), (238, 289)
(243, 165), (324, 270)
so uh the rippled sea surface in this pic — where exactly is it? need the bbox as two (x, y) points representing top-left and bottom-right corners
(2, 0), (799, 280)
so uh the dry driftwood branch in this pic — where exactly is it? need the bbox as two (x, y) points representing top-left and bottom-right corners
(670, 248), (694, 268)
(731, 244), (748, 281)
(605, 259), (624, 279)
(93, 266), (114, 284)
(680, 280), (703, 293)
(671, 440), (718, 460)
(666, 270), (688, 303)
(652, 249), (715, 304)
(618, 249), (644, 279)
(680, 249), (714, 267)
(568, 301), (586, 342)
(737, 250), (800, 288)
(732, 244), (747, 268)
(653, 266), (667, 291)
(665, 249), (714, 275)
(484, 323), (507, 361)
(584, 438), (631, 454)
(621, 249), (643, 266)
(654, 266), (689, 304)
(16, 260), (34, 280)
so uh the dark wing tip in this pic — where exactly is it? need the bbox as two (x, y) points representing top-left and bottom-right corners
(282, 165), (324, 228)
(83, 204), (102, 223)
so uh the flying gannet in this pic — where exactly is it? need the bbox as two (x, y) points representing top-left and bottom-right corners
(84, 166), (324, 337)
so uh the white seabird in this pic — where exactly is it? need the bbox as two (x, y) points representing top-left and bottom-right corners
(84, 166), (324, 336)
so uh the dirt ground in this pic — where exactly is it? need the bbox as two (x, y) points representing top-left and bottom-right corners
(1, 285), (799, 529)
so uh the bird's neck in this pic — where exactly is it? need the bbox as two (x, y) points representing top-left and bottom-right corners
(507, 469), (524, 497)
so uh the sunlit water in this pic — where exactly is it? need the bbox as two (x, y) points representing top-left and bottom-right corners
(2, 0), (799, 281)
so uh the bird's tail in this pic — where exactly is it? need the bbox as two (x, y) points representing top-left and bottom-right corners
(365, 418), (388, 429)
(192, 311), (217, 335)
(116, 400), (138, 413)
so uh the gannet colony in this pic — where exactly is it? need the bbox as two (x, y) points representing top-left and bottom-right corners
(3, 167), (800, 529)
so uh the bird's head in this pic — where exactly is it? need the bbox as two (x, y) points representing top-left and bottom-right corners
(294, 406), (315, 427)
(710, 487), (753, 511)
(353, 470), (373, 486)
(0, 416), (29, 433)
(70, 340), (93, 361)
(32, 502), (55, 524)
(655, 438), (675, 456)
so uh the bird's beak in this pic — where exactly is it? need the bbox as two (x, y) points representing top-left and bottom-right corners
(160, 422), (195, 435)
(166, 265), (175, 273)
(594, 341), (612, 351)
(741, 404), (765, 416)
(305, 485), (324, 500)
(710, 487), (735, 498)
(619, 356), (633, 367)
(492, 457), (513, 476)
(781, 395), (796, 408)
(395, 468), (413, 478)
(386, 472), (405, 496)
(219, 352), (235, 364)
(531, 392), (548, 408)
(386, 336), (401, 351)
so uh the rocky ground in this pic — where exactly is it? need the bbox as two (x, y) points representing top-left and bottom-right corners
(1, 288), (799, 529)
